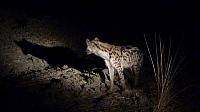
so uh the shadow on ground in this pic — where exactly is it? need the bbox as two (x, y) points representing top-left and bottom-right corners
(14, 39), (105, 72)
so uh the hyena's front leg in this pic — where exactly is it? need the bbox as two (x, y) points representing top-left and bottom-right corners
(105, 60), (115, 91)
(117, 68), (125, 90)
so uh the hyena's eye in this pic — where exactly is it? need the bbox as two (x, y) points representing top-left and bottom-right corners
(89, 41), (93, 46)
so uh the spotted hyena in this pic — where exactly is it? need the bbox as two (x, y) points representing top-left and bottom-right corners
(86, 37), (143, 91)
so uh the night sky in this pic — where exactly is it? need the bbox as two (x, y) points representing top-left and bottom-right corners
(2, 0), (198, 68)
(0, 0), (200, 111)
(2, 1), (198, 46)
(2, 0), (199, 46)
(2, 0), (200, 31)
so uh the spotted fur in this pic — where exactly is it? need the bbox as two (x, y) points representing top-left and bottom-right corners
(86, 37), (143, 91)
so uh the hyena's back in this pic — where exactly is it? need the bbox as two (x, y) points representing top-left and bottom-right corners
(112, 46), (143, 68)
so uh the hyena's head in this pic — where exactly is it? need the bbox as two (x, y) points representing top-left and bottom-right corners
(86, 37), (100, 55)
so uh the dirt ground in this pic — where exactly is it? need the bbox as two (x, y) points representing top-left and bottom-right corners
(0, 11), (151, 112)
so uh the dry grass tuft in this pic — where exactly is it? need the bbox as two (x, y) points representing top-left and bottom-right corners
(144, 33), (184, 112)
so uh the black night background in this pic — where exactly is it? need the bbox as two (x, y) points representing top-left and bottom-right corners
(0, 0), (199, 112)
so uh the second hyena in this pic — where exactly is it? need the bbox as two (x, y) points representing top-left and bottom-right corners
(86, 37), (143, 91)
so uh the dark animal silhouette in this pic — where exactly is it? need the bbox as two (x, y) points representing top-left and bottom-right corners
(14, 39), (105, 71)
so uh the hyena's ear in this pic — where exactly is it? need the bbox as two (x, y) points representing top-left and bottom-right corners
(86, 38), (90, 45)
(94, 37), (99, 41)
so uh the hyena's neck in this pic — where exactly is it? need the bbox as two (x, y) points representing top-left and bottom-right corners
(94, 42), (113, 60)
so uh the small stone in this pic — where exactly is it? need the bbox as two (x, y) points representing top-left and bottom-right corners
(62, 65), (68, 69)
